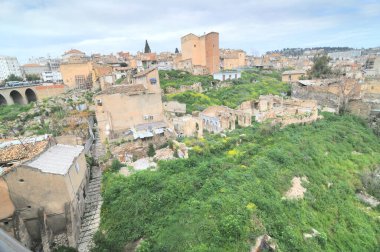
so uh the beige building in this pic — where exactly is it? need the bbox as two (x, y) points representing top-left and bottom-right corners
(62, 49), (87, 63)
(95, 68), (165, 142)
(181, 32), (220, 74)
(220, 49), (246, 70)
(282, 70), (307, 83)
(60, 61), (93, 90)
(0, 136), (88, 251)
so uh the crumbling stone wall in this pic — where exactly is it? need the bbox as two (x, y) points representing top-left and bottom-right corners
(200, 106), (251, 133)
(292, 84), (341, 112)
(13, 212), (33, 249)
(165, 82), (203, 94)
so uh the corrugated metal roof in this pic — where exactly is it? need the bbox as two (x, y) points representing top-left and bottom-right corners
(154, 128), (164, 134)
(133, 131), (154, 139)
(26, 144), (83, 175)
(135, 121), (166, 131)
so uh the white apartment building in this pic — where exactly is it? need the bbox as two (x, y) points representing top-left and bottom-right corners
(0, 56), (23, 81)
(42, 71), (63, 82)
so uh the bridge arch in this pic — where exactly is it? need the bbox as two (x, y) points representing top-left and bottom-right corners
(0, 94), (7, 105)
(10, 90), (24, 105)
(25, 88), (37, 103)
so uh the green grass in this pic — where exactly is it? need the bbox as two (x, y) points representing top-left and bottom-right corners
(166, 91), (220, 113)
(159, 70), (214, 91)
(0, 103), (33, 121)
(94, 114), (380, 252)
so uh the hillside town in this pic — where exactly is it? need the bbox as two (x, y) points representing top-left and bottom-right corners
(1, 2), (380, 250)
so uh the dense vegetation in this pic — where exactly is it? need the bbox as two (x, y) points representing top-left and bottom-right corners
(94, 114), (380, 251)
(165, 70), (289, 113)
(159, 70), (214, 91)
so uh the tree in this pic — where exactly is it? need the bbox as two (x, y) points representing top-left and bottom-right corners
(147, 143), (156, 157)
(5, 74), (23, 82)
(307, 55), (333, 79)
(119, 62), (128, 67)
(175, 48), (179, 54)
(144, 40), (151, 53)
(25, 74), (41, 81)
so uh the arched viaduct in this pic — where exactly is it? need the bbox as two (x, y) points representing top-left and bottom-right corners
(0, 85), (66, 105)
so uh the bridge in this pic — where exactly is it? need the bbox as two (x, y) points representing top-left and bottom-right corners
(0, 84), (66, 105)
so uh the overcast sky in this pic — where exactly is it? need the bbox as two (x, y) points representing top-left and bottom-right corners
(1, 0), (379, 63)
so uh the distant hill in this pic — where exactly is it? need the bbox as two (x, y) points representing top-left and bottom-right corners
(266, 47), (355, 56)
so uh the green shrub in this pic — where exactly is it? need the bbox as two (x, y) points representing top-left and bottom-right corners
(147, 143), (156, 157)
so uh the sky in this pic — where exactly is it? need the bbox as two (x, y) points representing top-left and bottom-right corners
(1, 0), (379, 63)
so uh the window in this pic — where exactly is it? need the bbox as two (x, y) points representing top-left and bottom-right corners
(75, 75), (86, 88)
(75, 162), (80, 173)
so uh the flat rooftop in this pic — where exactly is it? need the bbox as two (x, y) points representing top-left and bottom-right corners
(26, 144), (84, 175)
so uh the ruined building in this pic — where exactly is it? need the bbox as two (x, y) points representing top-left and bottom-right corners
(291, 78), (361, 113)
(200, 106), (251, 133)
(0, 135), (89, 251)
(172, 115), (203, 138)
(347, 80), (380, 134)
(94, 68), (166, 142)
(239, 95), (319, 127)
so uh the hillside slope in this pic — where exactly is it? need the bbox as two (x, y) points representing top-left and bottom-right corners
(94, 114), (380, 252)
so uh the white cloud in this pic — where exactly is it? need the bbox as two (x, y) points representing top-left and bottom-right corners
(0, 0), (379, 62)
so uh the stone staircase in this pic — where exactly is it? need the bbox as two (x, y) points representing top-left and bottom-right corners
(93, 130), (105, 160)
(77, 166), (102, 252)
(77, 128), (105, 252)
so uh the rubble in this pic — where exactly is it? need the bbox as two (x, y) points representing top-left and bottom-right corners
(284, 176), (308, 200)
(303, 228), (321, 240)
(130, 158), (157, 171)
(251, 235), (276, 252)
(153, 147), (174, 161)
(356, 192), (380, 208)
